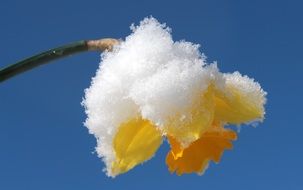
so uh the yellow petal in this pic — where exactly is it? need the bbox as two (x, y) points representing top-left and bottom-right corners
(111, 117), (162, 176)
(166, 122), (237, 175)
(214, 73), (266, 124)
(214, 89), (263, 124)
(163, 88), (215, 147)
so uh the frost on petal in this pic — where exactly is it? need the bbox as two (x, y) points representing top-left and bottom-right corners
(162, 87), (215, 147)
(213, 72), (267, 124)
(166, 121), (237, 175)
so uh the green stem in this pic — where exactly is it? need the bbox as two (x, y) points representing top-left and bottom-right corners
(0, 38), (118, 83)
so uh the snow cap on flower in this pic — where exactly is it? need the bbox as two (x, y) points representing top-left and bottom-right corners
(82, 16), (266, 177)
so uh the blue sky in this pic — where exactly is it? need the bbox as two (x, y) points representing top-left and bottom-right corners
(0, 0), (302, 189)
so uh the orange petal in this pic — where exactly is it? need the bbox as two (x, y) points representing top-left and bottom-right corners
(166, 123), (237, 175)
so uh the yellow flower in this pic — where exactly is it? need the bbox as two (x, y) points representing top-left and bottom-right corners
(82, 17), (266, 177)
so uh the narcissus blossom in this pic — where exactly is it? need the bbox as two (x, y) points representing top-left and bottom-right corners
(82, 17), (266, 177)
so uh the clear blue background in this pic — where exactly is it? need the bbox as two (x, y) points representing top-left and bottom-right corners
(0, 0), (301, 189)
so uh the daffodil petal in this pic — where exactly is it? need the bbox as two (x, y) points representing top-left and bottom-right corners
(166, 123), (237, 175)
(214, 72), (267, 124)
(111, 117), (162, 176)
